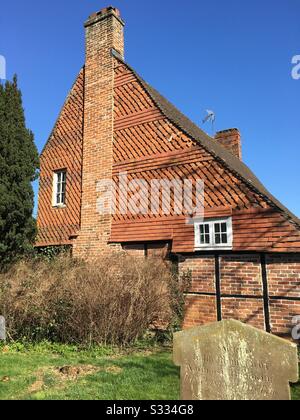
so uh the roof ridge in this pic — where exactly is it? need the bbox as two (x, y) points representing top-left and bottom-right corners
(112, 49), (300, 228)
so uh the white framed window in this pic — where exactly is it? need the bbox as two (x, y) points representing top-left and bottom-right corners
(52, 170), (67, 207)
(194, 217), (233, 250)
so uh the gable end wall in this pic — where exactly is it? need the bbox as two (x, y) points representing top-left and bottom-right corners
(36, 69), (84, 246)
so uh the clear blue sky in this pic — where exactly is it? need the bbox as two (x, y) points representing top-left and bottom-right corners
(1, 0), (299, 217)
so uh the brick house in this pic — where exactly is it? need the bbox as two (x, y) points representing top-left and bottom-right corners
(36, 7), (300, 336)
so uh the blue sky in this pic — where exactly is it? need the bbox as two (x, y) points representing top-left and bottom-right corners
(1, 0), (299, 217)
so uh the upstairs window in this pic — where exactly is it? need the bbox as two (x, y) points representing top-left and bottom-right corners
(53, 170), (67, 207)
(195, 217), (233, 250)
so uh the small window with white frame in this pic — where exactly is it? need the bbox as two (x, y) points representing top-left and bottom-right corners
(195, 217), (233, 250)
(53, 170), (67, 207)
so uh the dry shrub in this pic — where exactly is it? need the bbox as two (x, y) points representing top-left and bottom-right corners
(0, 254), (189, 345)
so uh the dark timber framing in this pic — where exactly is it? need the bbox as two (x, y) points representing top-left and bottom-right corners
(215, 254), (222, 322)
(261, 253), (271, 333)
(183, 251), (300, 333)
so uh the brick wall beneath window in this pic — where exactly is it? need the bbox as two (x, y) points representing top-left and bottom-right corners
(180, 253), (300, 336)
(184, 295), (217, 327)
(266, 254), (300, 334)
(180, 255), (215, 294)
(221, 298), (265, 330)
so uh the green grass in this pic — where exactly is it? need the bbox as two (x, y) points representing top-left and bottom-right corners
(291, 379), (300, 401)
(0, 343), (180, 400)
(0, 343), (299, 400)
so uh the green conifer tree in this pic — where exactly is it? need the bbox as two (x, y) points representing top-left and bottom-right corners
(0, 76), (39, 267)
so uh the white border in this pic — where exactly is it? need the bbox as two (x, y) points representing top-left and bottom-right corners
(52, 171), (66, 208)
(194, 217), (233, 251)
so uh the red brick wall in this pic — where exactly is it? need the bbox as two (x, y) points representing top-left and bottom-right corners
(184, 295), (217, 328)
(266, 254), (300, 298)
(180, 256), (215, 294)
(220, 255), (262, 296)
(180, 256), (217, 328)
(266, 254), (300, 334)
(269, 299), (300, 335)
(181, 253), (300, 336)
(221, 298), (265, 330)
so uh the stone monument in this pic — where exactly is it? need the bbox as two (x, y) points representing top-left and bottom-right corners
(174, 320), (299, 400)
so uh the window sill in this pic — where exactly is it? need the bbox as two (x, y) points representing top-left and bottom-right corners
(52, 205), (66, 209)
(194, 246), (233, 251)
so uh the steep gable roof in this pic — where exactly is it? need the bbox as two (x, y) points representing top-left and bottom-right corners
(112, 49), (300, 229)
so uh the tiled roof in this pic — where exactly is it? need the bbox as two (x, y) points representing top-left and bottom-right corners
(111, 49), (300, 229)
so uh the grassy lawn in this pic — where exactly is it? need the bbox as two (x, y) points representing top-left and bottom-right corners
(0, 344), (180, 400)
(0, 343), (299, 400)
(291, 379), (300, 401)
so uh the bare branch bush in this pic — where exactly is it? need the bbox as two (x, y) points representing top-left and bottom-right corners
(0, 254), (189, 346)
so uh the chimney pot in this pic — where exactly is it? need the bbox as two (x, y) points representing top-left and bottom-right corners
(86, 6), (124, 28)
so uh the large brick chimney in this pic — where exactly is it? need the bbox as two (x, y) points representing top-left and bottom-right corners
(74, 7), (125, 258)
(215, 128), (242, 160)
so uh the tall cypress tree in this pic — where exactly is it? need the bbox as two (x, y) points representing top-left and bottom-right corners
(0, 76), (39, 267)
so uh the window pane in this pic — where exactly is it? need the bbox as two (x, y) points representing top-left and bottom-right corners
(199, 224), (210, 244)
(215, 223), (220, 233)
(222, 234), (228, 243)
(201, 234), (207, 244)
(61, 193), (65, 204)
(221, 223), (227, 233)
(199, 224), (211, 245)
(61, 181), (66, 194)
(57, 182), (61, 195)
(215, 234), (221, 244)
